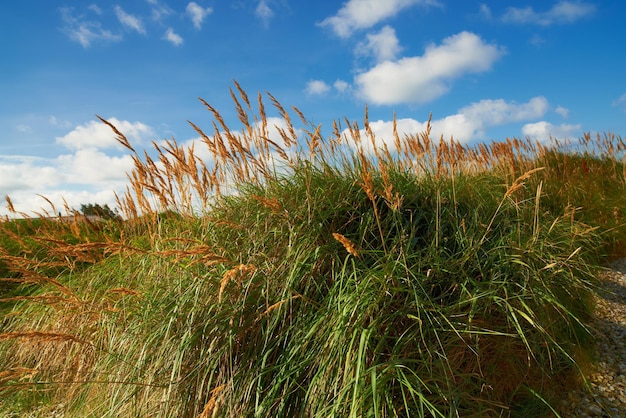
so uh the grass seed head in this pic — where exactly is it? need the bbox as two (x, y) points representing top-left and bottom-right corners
(333, 233), (359, 257)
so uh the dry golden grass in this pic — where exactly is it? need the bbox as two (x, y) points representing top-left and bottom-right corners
(332, 232), (359, 257)
(89, 83), (584, 221)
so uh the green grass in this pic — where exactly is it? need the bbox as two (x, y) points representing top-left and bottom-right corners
(1, 85), (625, 417)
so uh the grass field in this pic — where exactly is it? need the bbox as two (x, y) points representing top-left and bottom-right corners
(1, 83), (625, 417)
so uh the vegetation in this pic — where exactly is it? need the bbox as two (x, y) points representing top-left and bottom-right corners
(78, 203), (121, 221)
(1, 83), (625, 417)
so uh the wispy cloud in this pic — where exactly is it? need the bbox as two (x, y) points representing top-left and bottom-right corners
(60, 7), (122, 48)
(334, 80), (350, 93)
(478, 3), (492, 20)
(355, 31), (505, 105)
(502, 1), (595, 26)
(164, 28), (184, 46)
(319, 0), (441, 38)
(15, 124), (32, 134)
(88, 4), (103, 15)
(186, 2), (213, 30)
(555, 106), (570, 118)
(146, 0), (174, 21)
(114, 5), (146, 35)
(612, 93), (626, 113)
(255, 0), (274, 27)
(49, 116), (73, 129)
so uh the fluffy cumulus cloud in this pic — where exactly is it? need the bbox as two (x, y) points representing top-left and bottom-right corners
(458, 97), (549, 128)
(347, 96), (550, 153)
(164, 27), (184, 46)
(186, 2), (213, 30)
(56, 118), (155, 150)
(306, 79), (352, 95)
(305, 80), (331, 96)
(522, 121), (582, 142)
(502, 1), (595, 26)
(2, 188), (121, 219)
(1, 118), (157, 217)
(114, 5), (146, 34)
(56, 149), (134, 185)
(0, 157), (62, 195)
(0, 151), (132, 218)
(355, 31), (505, 105)
(356, 25), (402, 62)
(319, 0), (440, 38)
(426, 97), (548, 142)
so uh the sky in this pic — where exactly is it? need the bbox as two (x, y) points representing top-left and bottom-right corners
(1, 0), (625, 217)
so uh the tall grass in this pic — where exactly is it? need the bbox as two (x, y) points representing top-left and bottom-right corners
(1, 83), (625, 416)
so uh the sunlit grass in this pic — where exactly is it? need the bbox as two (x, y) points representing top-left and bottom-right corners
(1, 82), (625, 417)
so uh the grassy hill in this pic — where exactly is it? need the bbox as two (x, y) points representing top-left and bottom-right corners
(1, 84), (625, 417)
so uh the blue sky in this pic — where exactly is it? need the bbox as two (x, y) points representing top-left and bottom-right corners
(1, 0), (625, 216)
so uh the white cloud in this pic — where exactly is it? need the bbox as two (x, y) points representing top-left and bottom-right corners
(0, 157), (61, 195)
(49, 116), (73, 129)
(502, 1), (595, 26)
(478, 4), (492, 20)
(458, 97), (549, 127)
(529, 34), (546, 47)
(356, 25), (402, 62)
(164, 28), (184, 46)
(56, 149), (134, 185)
(88, 4), (103, 15)
(2, 188), (121, 218)
(60, 7), (122, 48)
(256, 0), (274, 27)
(555, 106), (569, 118)
(56, 118), (155, 150)
(319, 0), (440, 38)
(345, 96), (550, 152)
(15, 124), (32, 134)
(114, 5), (146, 34)
(1, 118), (158, 217)
(612, 93), (626, 113)
(334, 79), (350, 93)
(186, 2), (213, 29)
(0, 151), (131, 218)
(355, 31), (505, 105)
(147, 0), (174, 21)
(522, 121), (582, 142)
(305, 80), (331, 96)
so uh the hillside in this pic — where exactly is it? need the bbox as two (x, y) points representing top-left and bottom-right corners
(2, 86), (626, 417)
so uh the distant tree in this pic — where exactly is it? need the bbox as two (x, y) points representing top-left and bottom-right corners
(79, 203), (121, 221)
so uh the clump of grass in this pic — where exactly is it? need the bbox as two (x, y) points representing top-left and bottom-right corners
(1, 83), (624, 416)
